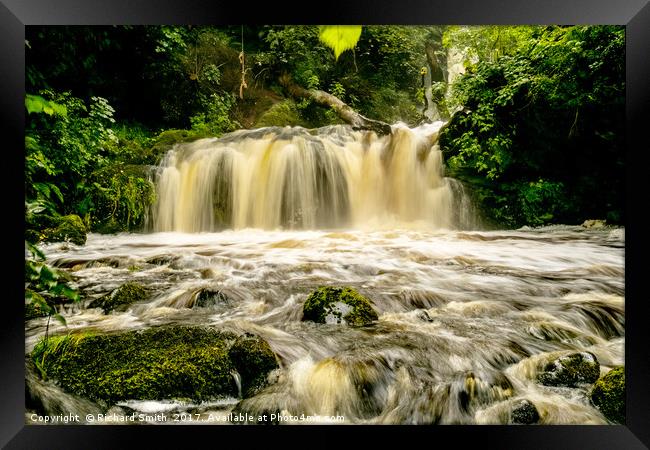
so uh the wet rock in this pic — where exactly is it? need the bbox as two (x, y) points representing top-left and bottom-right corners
(88, 282), (147, 313)
(537, 352), (600, 387)
(416, 309), (434, 322)
(455, 371), (513, 414)
(302, 286), (378, 326)
(193, 289), (230, 308)
(30, 326), (279, 406)
(581, 219), (606, 229)
(40, 214), (87, 246)
(590, 366), (625, 424)
(228, 333), (279, 398)
(511, 399), (540, 424)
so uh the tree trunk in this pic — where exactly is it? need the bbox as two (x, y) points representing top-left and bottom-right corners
(279, 75), (392, 135)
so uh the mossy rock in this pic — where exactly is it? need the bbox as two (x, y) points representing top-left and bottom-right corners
(511, 399), (540, 424)
(25, 302), (49, 320)
(537, 352), (600, 387)
(302, 286), (379, 326)
(39, 215), (87, 246)
(590, 366), (625, 424)
(88, 282), (147, 313)
(254, 100), (308, 128)
(31, 326), (279, 406)
(149, 129), (212, 158)
(228, 333), (279, 397)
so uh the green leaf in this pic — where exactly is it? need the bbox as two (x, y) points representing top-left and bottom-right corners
(318, 26), (362, 60)
(52, 313), (67, 326)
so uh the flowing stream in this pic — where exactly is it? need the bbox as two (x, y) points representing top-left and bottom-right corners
(25, 124), (624, 425)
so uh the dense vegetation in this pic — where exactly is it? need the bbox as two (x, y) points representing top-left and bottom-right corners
(24, 25), (624, 238)
(440, 26), (624, 227)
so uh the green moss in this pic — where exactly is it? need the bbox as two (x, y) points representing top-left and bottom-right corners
(228, 334), (279, 397)
(40, 214), (87, 246)
(590, 366), (625, 424)
(149, 129), (212, 158)
(25, 301), (49, 320)
(511, 399), (540, 424)
(88, 282), (147, 314)
(537, 352), (600, 387)
(31, 327), (243, 405)
(302, 286), (379, 326)
(254, 100), (309, 128)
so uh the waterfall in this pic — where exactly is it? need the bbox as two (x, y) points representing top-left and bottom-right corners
(151, 122), (476, 232)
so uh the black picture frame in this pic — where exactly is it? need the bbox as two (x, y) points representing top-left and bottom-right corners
(2, 0), (648, 448)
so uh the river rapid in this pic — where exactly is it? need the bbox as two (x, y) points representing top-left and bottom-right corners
(26, 225), (624, 424)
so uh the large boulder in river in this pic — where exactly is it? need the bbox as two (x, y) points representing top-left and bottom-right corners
(302, 286), (378, 326)
(39, 214), (87, 246)
(537, 352), (600, 387)
(590, 366), (625, 424)
(88, 282), (147, 313)
(30, 326), (279, 406)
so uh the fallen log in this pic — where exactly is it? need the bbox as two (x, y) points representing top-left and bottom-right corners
(279, 75), (392, 135)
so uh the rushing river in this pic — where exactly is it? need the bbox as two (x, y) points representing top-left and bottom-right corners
(26, 225), (624, 424)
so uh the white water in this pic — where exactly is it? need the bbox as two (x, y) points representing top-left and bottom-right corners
(28, 225), (624, 424)
(151, 123), (477, 232)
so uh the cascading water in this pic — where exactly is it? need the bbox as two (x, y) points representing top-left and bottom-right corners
(151, 122), (474, 232)
(26, 123), (624, 426)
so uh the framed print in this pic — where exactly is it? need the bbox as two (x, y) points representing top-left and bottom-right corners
(2, 0), (649, 448)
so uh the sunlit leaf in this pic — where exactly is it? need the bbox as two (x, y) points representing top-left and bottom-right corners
(318, 26), (362, 61)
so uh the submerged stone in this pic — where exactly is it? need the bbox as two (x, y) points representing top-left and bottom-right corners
(193, 289), (230, 308)
(302, 286), (379, 326)
(30, 326), (279, 406)
(511, 399), (540, 424)
(88, 282), (147, 313)
(590, 366), (625, 424)
(40, 214), (87, 246)
(537, 352), (600, 387)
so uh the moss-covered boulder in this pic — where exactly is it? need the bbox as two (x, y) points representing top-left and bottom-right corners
(511, 399), (540, 424)
(40, 214), (87, 246)
(228, 334), (279, 397)
(31, 326), (279, 406)
(302, 286), (378, 326)
(88, 282), (147, 313)
(537, 352), (600, 387)
(590, 366), (625, 424)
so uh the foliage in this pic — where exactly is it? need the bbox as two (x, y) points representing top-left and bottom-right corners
(25, 241), (80, 329)
(318, 26), (362, 60)
(441, 25), (624, 227)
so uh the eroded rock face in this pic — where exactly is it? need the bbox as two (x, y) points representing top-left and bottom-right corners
(590, 366), (625, 424)
(302, 286), (378, 326)
(537, 352), (600, 387)
(30, 326), (279, 405)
